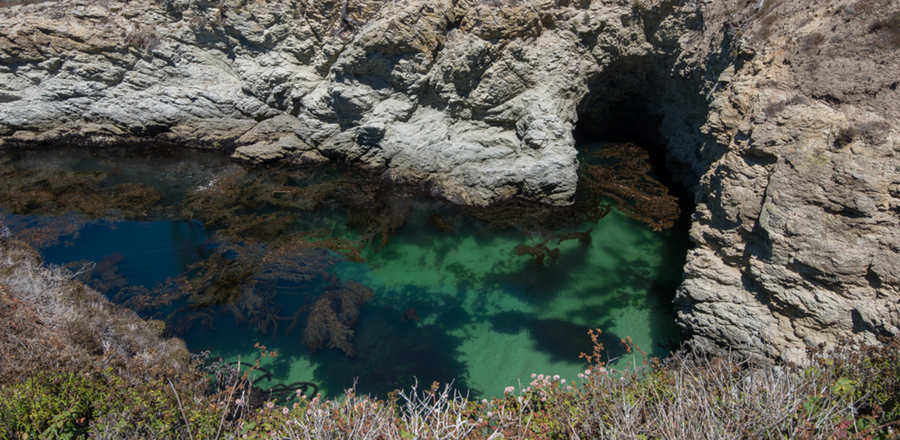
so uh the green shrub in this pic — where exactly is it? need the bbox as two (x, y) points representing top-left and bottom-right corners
(0, 372), (105, 438)
(828, 337), (900, 425)
(0, 368), (226, 439)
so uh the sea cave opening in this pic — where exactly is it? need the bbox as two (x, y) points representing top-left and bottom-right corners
(574, 104), (692, 210)
(572, 100), (695, 348)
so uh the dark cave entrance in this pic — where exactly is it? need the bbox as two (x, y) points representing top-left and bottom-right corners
(572, 102), (695, 347)
(572, 105), (694, 217)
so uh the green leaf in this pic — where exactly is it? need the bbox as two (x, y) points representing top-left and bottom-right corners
(834, 377), (856, 394)
(241, 422), (258, 434)
(801, 398), (818, 413)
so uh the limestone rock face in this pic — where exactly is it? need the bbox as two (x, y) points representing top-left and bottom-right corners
(1, 0), (899, 362)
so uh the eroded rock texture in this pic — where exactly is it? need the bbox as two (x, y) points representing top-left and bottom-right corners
(1, 0), (898, 362)
(0, 0), (675, 206)
(669, 0), (900, 362)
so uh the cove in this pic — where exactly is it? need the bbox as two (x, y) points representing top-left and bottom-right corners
(0, 145), (687, 400)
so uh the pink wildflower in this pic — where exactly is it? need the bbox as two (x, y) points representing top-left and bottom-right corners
(282, 407), (289, 415)
(266, 401), (275, 409)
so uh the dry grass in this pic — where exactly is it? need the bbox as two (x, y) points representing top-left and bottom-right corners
(212, 340), (898, 439)
(0, 236), (207, 438)
(0, 237), (188, 381)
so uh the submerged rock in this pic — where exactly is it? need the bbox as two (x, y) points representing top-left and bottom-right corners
(1, 0), (899, 363)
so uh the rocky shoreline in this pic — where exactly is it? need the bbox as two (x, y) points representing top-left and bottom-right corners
(1, 0), (898, 362)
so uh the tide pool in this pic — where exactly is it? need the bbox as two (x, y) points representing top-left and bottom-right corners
(4, 145), (687, 400)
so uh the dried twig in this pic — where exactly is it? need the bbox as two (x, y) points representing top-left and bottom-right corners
(168, 378), (194, 440)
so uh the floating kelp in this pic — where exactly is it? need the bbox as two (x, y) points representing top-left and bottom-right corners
(278, 230), (366, 263)
(179, 164), (418, 250)
(0, 150), (169, 249)
(64, 252), (129, 293)
(340, 184), (411, 251)
(579, 143), (680, 231)
(463, 188), (610, 234)
(515, 243), (560, 266)
(401, 308), (421, 323)
(0, 213), (104, 249)
(115, 234), (374, 357)
(0, 160), (163, 219)
(514, 229), (592, 267)
(179, 166), (343, 239)
(429, 213), (457, 232)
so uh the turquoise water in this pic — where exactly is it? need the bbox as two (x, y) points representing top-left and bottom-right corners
(3, 146), (686, 400)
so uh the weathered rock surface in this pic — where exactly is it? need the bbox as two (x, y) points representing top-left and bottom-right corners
(663, 0), (900, 362)
(1, 0), (898, 362)
(0, 0), (637, 205)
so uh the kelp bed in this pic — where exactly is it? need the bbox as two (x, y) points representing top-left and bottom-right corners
(0, 142), (683, 399)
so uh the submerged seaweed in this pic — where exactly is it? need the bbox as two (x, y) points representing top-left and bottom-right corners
(514, 229), (593, 266)
(580, 143), (681, 231)
(180, 164), (420, 250)
(300, 276), (374, 357)
(0, 158), (163, 219)
(0, 213), (104, 249)
(116, 235), (374, 356)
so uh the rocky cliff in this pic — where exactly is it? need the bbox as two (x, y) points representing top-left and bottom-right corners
(669, 0), (900, 362)
(1, 0), (898, 362)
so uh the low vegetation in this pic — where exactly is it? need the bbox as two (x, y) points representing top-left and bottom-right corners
(2, 236), (900, 439)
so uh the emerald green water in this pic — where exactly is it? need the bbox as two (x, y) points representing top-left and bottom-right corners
(1, 146), (686, 400)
